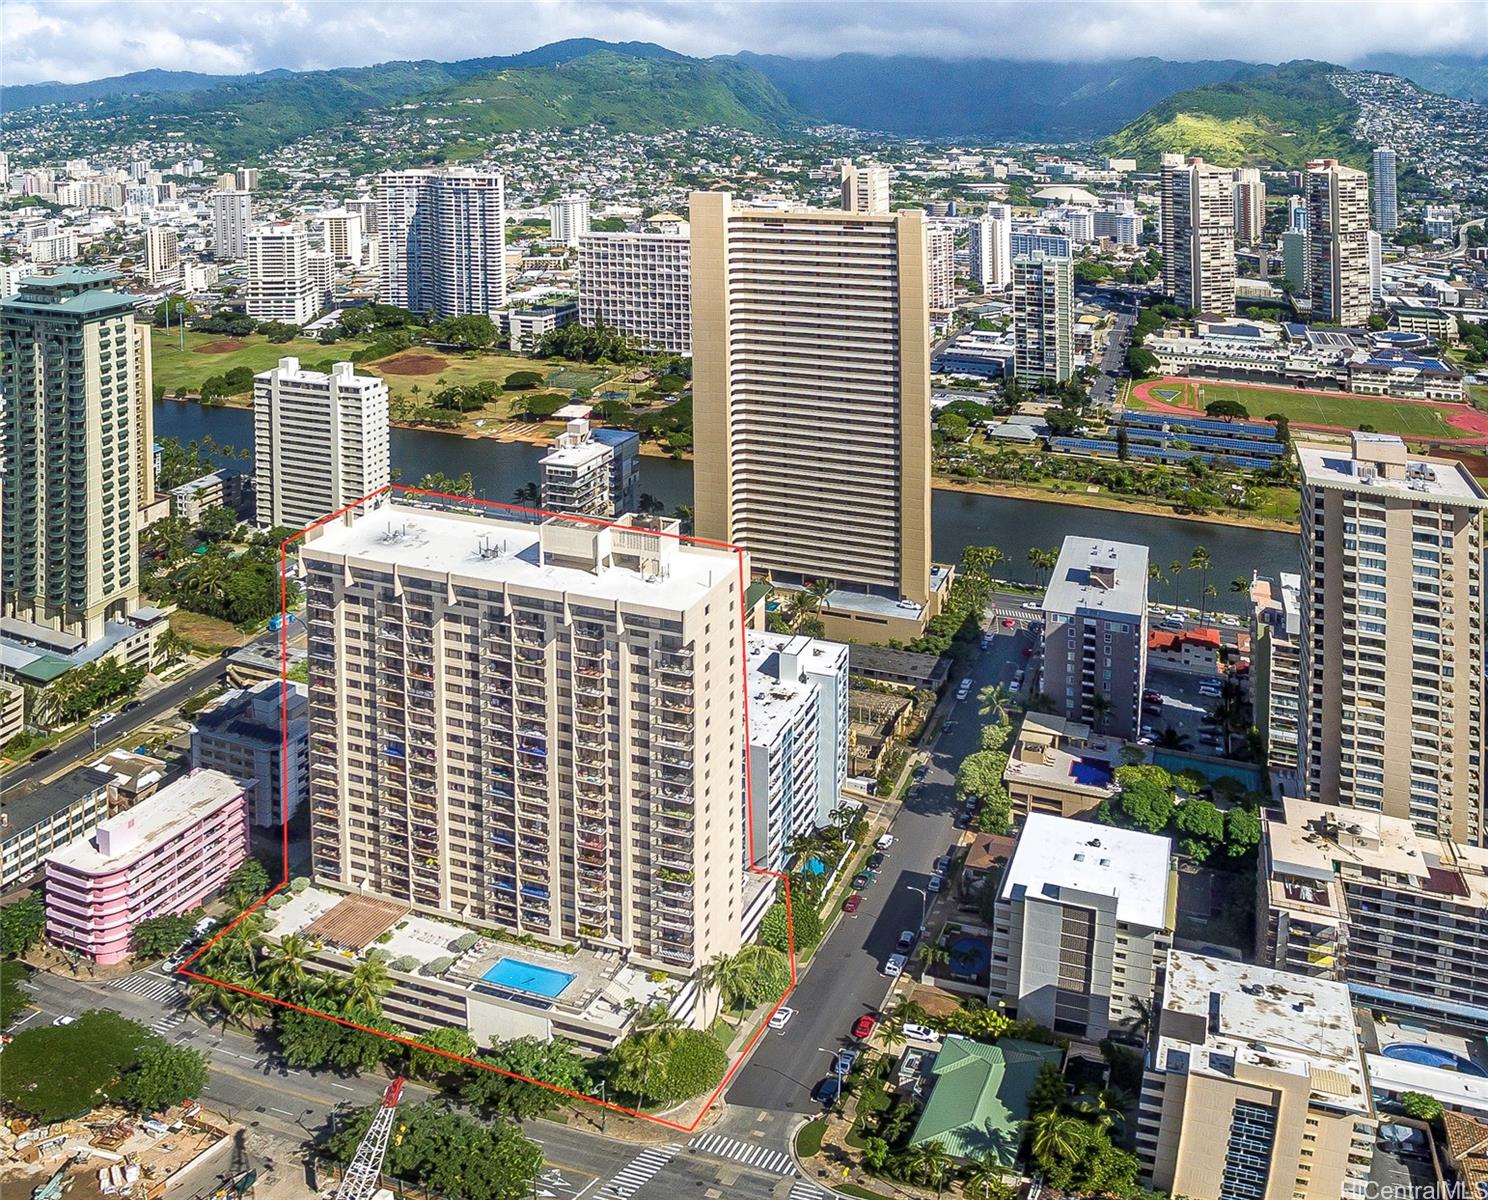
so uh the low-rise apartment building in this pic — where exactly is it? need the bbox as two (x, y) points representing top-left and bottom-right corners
(988, 813), (1175, 1041)
(538, 416), (640, 518)
(1137, 951), (1375, 1200)
(1002, 711), (1121, 823)
(1258, 794), (1488, 1031)
(1, 766), (112, 890)
(169, 468), (249, 525)
(44, 769), (251, 964)
(0, 680), (24, 747)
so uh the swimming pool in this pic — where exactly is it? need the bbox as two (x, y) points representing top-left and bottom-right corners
(480, 957), (577, 998)
(1069, 758), (1115, 788)
(1381, 1043), (1488, 1077)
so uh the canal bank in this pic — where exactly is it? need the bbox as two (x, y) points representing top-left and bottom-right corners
(154, 401), (1300, 613)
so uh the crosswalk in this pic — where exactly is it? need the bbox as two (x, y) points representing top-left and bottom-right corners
(150, 1007), (190, 1035)
(590, 1146), (681, 1200)
(687, 1132), (797, 1176)
(111, 972), (184, 1003)
(789, 1180), (825, 1200)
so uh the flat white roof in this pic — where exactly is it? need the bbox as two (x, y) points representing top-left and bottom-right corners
(48, 769), (244, 871)
(1160, 950), (1368, 1103)
(1043, 536), (1148, 620)
(1297, 442), (1488, 506)
(746, 632), (817, 746)
(1000, 812), (1172, 929)
(303, 504), (735, 611)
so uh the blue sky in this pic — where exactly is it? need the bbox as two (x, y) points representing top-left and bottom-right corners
(5, 0), (1486, 85)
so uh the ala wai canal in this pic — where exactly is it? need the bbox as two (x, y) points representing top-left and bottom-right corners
(154, 400), (1300, 613)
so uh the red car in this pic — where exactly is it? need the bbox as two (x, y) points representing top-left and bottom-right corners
(852, 1013), (878, 1040)
(1001, 617), (1016, 628)
(843, 894), (862, 914)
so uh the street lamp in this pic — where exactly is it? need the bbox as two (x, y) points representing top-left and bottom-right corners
(907, 885), (930, 933)
(817, 1047), (847, 1106)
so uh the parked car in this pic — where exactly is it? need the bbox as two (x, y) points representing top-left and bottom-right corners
(933, 854), (952, 874)
(876, 833), (896, 850)
(843, 894), (862, 914)
(1001, 617), (1016, 628)
(866, 852), (886, 870)
(850, 872), (871, 890)
(883, 953), (908, 977)
(769, 1006), (796, 1031)
(90, 713), (117, 729)
(1022, 601), (1041, 611)
(896, 929), (917, 952)
(1142, 689), (1162, 704)
(121, 700), (142, 713)
(812, 1076), (842, 1106)
(902, 1023), (941, 1043)
(835, 1048), (859, 1074)
(927, 874), (944, 893)
(852, 1013), (878, 1040)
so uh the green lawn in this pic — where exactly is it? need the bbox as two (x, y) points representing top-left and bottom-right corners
(1192, 381), (1463, 439)
(150, 330), (620, 407)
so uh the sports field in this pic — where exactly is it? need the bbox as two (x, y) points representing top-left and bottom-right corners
(1132, 377), (1473, 441)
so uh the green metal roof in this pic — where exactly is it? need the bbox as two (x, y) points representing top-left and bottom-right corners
(12, 653), (73, 683)
(907, 1036), (1063, 1164)
(744, 580), (772, 609)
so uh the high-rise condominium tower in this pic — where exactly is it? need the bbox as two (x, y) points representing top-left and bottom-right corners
(317, 209), (364, 265)
(377, 169), (506, 316)
(1160, 157), (1235, 315)
(1231, 167), (1266, 244)
(246, 224), (318, 325)
(1298, 433), (1486, 845)
(548, 194), (591, 247)
(1372, 146), (1398, 234)
(211, 190), (252, 260)
(1, 269), (143, 639)
(301, 506), (748, 972)
(143, 226), (181, 285)
(969, 209), (1012, 290)
(577, 232), (691, 354)
(689, 191), (933, 638)
(253, 357), (390, 530)
(840, 160), (891, 214)
(1307, 158), (1372, 327)
(1012, 253), (1073, 384)
(927, 222), (956, 311)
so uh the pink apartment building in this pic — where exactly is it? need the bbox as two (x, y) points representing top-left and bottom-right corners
(44, 769), (251, 964)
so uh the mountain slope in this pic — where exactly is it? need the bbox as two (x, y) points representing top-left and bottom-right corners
(1357, 53), (1488, 105)
(731, 52), (1266, 137)
(1098, 60), (1368, 167)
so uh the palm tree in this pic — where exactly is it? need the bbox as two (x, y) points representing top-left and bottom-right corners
(978, 682), (1013, 725)
(912, 1139), (953, 1194)
(1168, 560), (1184, 604)
(884, 997), (929, 1036)
(511, 482), (540, 506)
(963, 545), (1005, 578)
(346, 958), (393, 1013)
(1188, 545), (1212, 614)
(707, 950), (756, 1022)
(804, 577), (836, 613)
(1155, 727), (1192, 751)
(1087, 691), (1112, 734)
(1029, 1110), (1085, 1165)
(1201, 582), (1218, 628)
(961, 1151), (1016, 1200)
(263, 934), (312, 994)
(1230, 574), (1250, 595)
(1074, 1092), (1118, 1132)
(917, 942), (952, 972)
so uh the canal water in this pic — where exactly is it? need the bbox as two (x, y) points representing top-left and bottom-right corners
(154, 400), (1300, 613)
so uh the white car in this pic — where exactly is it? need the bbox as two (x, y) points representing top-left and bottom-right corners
(883, 953), (908, 977)
(769, 1006), (796, 1031)
(927, 874), (944, 893)
(876, 833), (896, 851)
(90, 713), (117, 729)
(902, 1023), (941, 1043)
(1022, 601), (1041, 611)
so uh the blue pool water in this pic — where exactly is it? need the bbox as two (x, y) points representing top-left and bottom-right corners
(1382, 1043), (1488, 1076)
(948, 937), (991, 977)
(481, 957), (576, 998)
(1069, 758), (1116, 788)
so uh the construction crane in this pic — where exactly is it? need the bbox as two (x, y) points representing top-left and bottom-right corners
(331, 1076), (404, 1200)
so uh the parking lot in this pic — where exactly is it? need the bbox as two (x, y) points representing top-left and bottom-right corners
(1143, 667), (1231, 752)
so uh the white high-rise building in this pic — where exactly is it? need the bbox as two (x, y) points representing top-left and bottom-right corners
(577, 232), (691, 354)
(548, 194), (591, 247)
(1307, 158), (1372, 327)
(745, 631), (850, 872)
(253, 357), (390, 530)
(927, 222), (956, 311)
(318, 209), (364, 265)
(1013, 253), (1073, 383)
(1161, 157), (1235, 316)
(300, 506), (749, 973)
(1298, 433), (1487, 844)
(377, 169), (505, 316)
(840, 160), (891, 214)
(211, 190), (252, 260)
(969, 210), (1012, 290)
(143, 226), (181, 286)
(246, 225), (319, 325)
(1367, 229), (1383, 304)
(1231, 167), (1266, 244)
(1288, 195), (1309, 233)
(1372, 146), (1398, 234)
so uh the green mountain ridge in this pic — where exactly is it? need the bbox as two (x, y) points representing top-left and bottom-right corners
(1099, 60), (1370, 168)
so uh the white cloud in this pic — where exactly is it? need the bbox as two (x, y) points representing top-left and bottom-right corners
(3, 0), (1485, 84)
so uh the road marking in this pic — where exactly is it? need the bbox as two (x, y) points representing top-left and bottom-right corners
(590, 1145), (681, 1200)
(269, 1106), (295, 1117)
(688, 1132), (796, 1176)
(110, 973), (184, 1003)
(789, 1180), (825, 1200)
(330, 1082), (354, 1092)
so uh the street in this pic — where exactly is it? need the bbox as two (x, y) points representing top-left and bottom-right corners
(726, 608), (1033, 1118)
(0, 651), (234, 793)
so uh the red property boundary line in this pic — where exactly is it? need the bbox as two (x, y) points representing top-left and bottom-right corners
(177, 484), (796, 1133)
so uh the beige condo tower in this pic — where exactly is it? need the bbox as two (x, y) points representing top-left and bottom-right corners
(689, 191), (938, 642)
